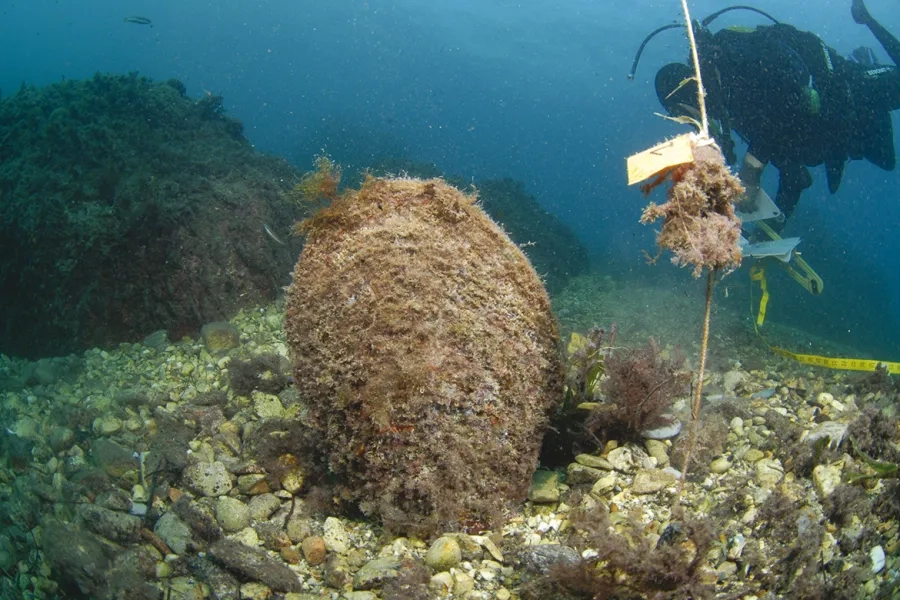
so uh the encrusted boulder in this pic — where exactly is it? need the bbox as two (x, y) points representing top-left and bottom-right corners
(285, 176), (563, 534)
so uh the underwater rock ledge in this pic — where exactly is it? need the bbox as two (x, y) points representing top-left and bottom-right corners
(0, 72), (303, 358)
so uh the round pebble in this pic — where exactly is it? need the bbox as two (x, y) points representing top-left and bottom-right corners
(743, 449), (765, 463)
(425, 536), (462, 571)
(710, 457), (732, 474)
(301, 536), (326, 565)
(216, 496), (251, 533)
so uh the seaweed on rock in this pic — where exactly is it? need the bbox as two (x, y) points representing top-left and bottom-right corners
(521, 507), (715, 600)
(0, 73), (306, 358)
(587, 338), (689, 442)
(228, 353), (291, 398)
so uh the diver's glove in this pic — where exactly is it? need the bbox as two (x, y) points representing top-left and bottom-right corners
(710, 120), (737, 165)
(737, 153), (765, 212)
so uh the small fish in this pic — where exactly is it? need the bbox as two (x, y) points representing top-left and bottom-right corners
(750, 387), (777, 400)
(124, 16), (152, 26)
(263, 223), (286, 246)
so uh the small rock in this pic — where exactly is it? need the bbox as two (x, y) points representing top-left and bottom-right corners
(812, 464), (842, 499)
(184, 461), (233, 497)
(353, 556), (402, 590)
(286, 517), (313, 544)
(322, 517), (349, 554)
(280, 546), (302, 564)
(248, 493), (281, 521)
(10, 417), (39, 440)
(806, 421), (849, 451)
(132, 484), (150, 504)
(191, 555), (239, 598)
(727, 533), (746, 560)
(77, 504), (141, 543)
(240, 582), (272, 600)
(816, 392), (834, 407)
(167, 577), (206, 600)
(453, 534), (484, 561)
(453, 570), (475, 596)
(143, 329), (169, 350)
(641, 417), (682, 440)
(255, 522), (291, 551)
(238, 474), (269, 495)
(755, 458), (784, 487)
(747, 429), (765, 447)
(431, 572), (454, 593)
(743, 449), (765, 463)
(156, 561), (174, 578)
(723, 370), (747, 393)
(323, 554), (351, 588)
(590, 473), (617, 496)
(472, 534), (504, 563)
(154, 512), (192, 554)
(630, 468), (677, 494)
(520, 545), (581, 574)
(717, 560), (738, 580)
(264, 313), (283, 330)
(217, 496), (251, 533)
(425, 536), (462, 571)
(209, 539), (302, 592)
(233, 527), (261, 548)
(96, 489), (132, 512)
(644, 439), (670, 467)
(870, 545), (886, 574)
(301, 536), (327, 565)
(252, 391), (285, 420)
(566, 463), (605, 484)
(49, 427), (76, 453)
(280, 468), (305, 495)
(528, 470), (560, 503)
(710, 457), (732, 474)
(91, 438), (138, 479)
(574, 454), (614, 470)
(729, 417), (744, 435)
(23, 358), (64, 386)
(201, 322), (241, 353)
(606, 447), (634, 472)
(344, 593), (378, 600)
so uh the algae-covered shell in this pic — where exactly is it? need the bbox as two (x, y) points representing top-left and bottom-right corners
(285, 176), (563, 533)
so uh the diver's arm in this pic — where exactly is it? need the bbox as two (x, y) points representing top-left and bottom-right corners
(737, 152), (766, 210)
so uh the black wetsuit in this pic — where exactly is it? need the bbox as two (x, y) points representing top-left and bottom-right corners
(700, 23), (900, 220)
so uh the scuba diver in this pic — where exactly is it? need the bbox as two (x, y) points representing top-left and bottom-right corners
(632, 0), (900, 228)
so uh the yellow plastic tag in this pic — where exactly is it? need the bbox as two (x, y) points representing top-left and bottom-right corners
(626, 133), (695, 185)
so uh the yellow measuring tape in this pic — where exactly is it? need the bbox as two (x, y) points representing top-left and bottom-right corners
(750, 264), (900, 374)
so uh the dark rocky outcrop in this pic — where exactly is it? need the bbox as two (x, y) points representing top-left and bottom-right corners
(0, 73), (306, 358)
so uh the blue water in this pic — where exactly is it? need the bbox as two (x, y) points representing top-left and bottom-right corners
(2, 0), (898, 357)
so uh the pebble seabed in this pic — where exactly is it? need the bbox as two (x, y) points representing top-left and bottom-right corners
(0, 298), (897, 600)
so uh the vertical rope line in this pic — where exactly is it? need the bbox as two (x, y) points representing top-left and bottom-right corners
(680, 0), (709, 138)
(678, 268), (714, 498)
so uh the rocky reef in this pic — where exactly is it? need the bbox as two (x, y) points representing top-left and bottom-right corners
(0, 73), (303, 358)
